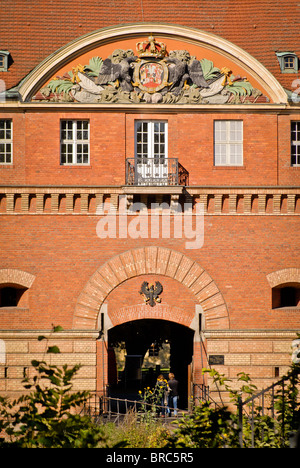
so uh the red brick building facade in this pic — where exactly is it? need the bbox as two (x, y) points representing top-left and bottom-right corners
(0, 2), (300, 406)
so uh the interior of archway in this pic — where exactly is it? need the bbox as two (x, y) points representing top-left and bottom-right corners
(108, 319), (194, 409)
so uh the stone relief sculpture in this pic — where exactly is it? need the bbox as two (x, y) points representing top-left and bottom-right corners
(33, 36), (268, 104)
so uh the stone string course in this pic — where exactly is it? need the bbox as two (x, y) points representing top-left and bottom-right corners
(0, 186), (299, 215)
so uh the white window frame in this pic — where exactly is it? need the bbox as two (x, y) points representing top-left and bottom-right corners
(60, 120), (90, 165)
(135, 120), (168, 161)
(0, 119), (13, 164)
(134, 120), (169, 185)
(214, 120), (243, 166)
(291, 121), (300, 166)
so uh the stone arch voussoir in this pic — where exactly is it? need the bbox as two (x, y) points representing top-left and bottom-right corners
(73, 247), (230, 330)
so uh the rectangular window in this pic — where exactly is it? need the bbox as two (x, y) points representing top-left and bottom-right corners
(214, 120), (243, 166)
(284, 56), (296, 69)
(0, 119), (12, 164)
(134, 120), (169, 185)
(291, 121), (300, 166)
(135, 120), (167, 163)
(60, 120), (90, 165)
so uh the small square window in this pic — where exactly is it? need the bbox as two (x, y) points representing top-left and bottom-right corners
(276, 52), (298, 73)
(284, 56), (295, 69)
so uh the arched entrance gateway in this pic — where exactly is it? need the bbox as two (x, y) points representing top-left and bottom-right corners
(74, 247), (230, 408)
(108, 319), (194, 408)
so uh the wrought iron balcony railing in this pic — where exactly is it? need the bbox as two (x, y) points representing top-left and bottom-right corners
(125, 157), (189, 186)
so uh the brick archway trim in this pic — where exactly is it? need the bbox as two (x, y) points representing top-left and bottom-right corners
(0, 269), (36, 288)
(73, 247), (229, 330)
(267, 268), (300, 288)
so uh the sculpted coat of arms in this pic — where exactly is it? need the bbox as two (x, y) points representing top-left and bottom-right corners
(34, 35), (268, 104)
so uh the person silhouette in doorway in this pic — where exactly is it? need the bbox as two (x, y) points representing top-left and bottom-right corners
(167, 372), (179, 416)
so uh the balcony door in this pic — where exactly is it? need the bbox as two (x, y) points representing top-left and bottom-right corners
(135, 121), (168, 185)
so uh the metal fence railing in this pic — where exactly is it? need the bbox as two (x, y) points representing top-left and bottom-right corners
(81, 393), (187, 425)
(125, 158), (189, 186)
(237, 368), (300, 448)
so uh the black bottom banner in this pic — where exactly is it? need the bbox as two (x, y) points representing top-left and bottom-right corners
(96, 448), (256, 464)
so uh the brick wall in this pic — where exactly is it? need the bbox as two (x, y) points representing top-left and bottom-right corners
(0, 111), (299, 187)
(0, 210), (299, 396)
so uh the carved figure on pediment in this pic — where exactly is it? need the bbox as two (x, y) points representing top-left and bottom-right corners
(187, 57), (210, 89)
(164, 54), (189, 96)
(165, 50), (209, 96)
(98, 87), (119, 103)
(176, 86), (203, 104)
(95, 49), (138, 92)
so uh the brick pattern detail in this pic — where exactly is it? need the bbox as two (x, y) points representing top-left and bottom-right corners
(73, 247), (229, 330)
(0, 269), (35, 288)
(266, 268), (300, 288)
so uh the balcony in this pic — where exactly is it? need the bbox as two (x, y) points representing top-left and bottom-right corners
(125, 158), (189, 187)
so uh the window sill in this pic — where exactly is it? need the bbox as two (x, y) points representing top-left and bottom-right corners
(213, 166), (246, 170)
(272, 306), (300, 311)
(281, 69), (299, 74)
(60, 164), (91, 168)
(123, 185), (184, 194)
(0, 306), (28, 311)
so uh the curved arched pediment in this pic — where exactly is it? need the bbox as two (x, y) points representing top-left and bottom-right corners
(73, 246), (230, 330)
(19, 23), (287, 104)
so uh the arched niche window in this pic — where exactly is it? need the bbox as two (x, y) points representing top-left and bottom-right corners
(272, 284), (300, 309)
(0, 269), (35, 308)
(0, 284), (28, 307)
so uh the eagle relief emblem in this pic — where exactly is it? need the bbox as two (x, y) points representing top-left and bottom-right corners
(140, 281), (163, 307)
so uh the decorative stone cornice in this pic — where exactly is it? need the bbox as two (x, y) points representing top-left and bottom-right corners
(0, 186), (299, 216)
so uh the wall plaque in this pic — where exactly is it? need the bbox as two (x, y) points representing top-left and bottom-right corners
(209, 355), (225, 365)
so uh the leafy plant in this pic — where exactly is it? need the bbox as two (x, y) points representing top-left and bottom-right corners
(167, 365), (300, 448)
(0, 326), (108, 448)
(167, 401), (234, 448)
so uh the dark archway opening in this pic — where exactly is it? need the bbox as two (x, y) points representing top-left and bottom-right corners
(107, 319), (194, 409)
(0, 285), (27, 307)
